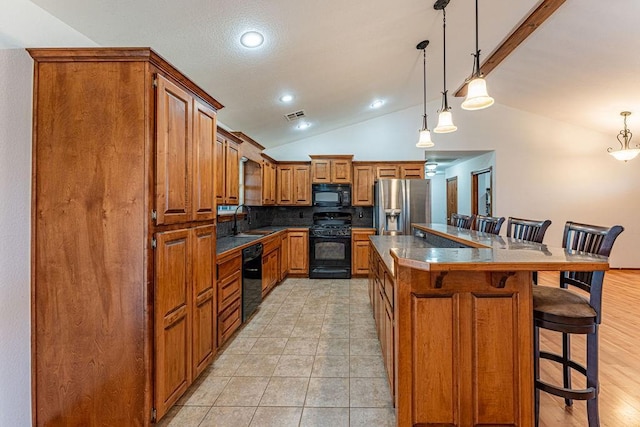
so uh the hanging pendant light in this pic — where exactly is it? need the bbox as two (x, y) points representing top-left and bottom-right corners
(434, 3), (457, 133)
(608, 111), (640, 161)
(416, 40), (434, 148)
(461, 0), (494, 111)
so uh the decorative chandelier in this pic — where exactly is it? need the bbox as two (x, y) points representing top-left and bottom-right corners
(608, 111), (640, 162)
(433, 1), (457, 133)
(461, 0), (494, 111)
(416, 40), (434, 148)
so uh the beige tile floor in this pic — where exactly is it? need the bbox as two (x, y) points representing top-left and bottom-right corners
(158, 278), (396, 427)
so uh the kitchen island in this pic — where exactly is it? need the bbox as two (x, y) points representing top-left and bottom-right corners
(369, 224), (609, 427)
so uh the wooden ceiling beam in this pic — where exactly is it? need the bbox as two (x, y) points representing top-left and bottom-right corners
(454, 0), (566, 97)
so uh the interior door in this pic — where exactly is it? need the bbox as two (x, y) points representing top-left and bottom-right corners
(446, 177), (458, 224)
(471, 168), (492, 216)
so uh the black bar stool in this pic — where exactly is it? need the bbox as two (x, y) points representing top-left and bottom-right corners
(533, 221), (624, 427)
(506, 217), (552, 243)
(472, 214), (505, 235)
(450, 213), (473, 229)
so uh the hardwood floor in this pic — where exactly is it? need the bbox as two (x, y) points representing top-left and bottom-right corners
(537, 270), (640, 427)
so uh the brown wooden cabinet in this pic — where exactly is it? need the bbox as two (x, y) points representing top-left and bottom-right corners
(154, 225), (216, 417)
(310, 155), (353, 183)
(352, 165), (374, 206)
(280, 232), (290, 280)
(352, 228), (376, 276)
(288, 229), (309, 275)
(277, 163), (311, 205)
(216, 249), (242, 346)
(215, 128), (241, 206)
(376, 164), (399, 179)
(29, 48), (223, 426)
(262, 159), (277, 205)
(399, 164), (424, 179)
(262, 235), (281, 296)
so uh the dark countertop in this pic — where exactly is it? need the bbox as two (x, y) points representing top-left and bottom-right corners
(371, 223), (609, 274)
(216, 226), (309, 256)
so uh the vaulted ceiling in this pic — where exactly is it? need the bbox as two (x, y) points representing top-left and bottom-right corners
(18, 0), (640, 148)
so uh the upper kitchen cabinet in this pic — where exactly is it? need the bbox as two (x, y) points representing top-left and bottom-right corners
(310, 155), (353, 183)
(277, 162), (311, 206)
(352, 164), (375, 206)
(373, 162), (425, 180)
(28, 48), (223, 426)
(215, 128), (241, 206)
(262, 156), (277, 205)
(156, 75), (217, 225)
(399, 163), (424, 179)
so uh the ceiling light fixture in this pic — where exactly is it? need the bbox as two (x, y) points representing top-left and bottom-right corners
(425, 161), (437, 177)
(280, 94), (294, 103)
(370, 99), (385, 109)
(433, 1), (457, 133)
(240, 31), (264, 48)
(416, 40), (434, 148)
(296, 122), (311, 130)
(608, 111), (639, 161)
(461, 0), (494, 111)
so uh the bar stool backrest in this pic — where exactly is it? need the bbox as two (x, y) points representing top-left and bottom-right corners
(473, 215), (505, 235)
(561, 221), (624, 323)
(506, 217), (552, 243)
(450, 213), (473, 229)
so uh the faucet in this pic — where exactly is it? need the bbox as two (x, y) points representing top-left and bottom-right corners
(232, 204), (251, 235)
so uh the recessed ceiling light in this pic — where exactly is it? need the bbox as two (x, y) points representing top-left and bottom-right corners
(370, 99), (385, 109)
(280, 94), (294, 103)
(240, 31), (264, 48)
(296, 122), (311, 130)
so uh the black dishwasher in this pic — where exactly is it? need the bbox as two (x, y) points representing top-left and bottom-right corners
(242, 243), (263, 322)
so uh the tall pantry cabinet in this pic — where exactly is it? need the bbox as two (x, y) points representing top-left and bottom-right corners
(28, 48), (223, 425)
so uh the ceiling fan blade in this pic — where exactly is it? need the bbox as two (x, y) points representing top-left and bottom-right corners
(454, 0), (566, 98)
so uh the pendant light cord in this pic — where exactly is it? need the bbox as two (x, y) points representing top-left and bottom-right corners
(441, 8), (450, 111)
(473, 0), (481, 78)
(422, 47), (427, 128)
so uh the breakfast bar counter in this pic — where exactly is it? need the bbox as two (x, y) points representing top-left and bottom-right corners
(368, 223), (609, 427)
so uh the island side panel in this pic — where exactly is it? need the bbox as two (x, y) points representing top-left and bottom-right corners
(395, 265), (534, 427)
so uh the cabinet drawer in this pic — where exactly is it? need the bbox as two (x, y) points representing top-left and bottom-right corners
(218, 270), (241, 312)
(383, 269), (394, 307)
(262, 235), (280, 255)
(218, 299), (241, 346)
(217, 250), (241, 280)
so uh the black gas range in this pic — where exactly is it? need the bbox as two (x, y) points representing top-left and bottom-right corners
(309, 212), (352, 279)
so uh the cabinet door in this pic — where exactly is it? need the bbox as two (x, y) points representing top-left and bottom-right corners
(155, 229), (191, 420)
(352, 229), (375, 275)
(215, 134), (225, 205)
(156, 75), (193, 225)
(270, 163), (277, 204)
(289, 231), (309, 275)
(331, 159), (352, 183)
(376, 165), (399, 179)
(311, 159), (331, 183)
(191, 225), (216, 378)
(384, 298), (395, 398)
(277, 165), (293, 205)
(280, 233), (290, 280)
(263, 161), (276, 205)
(192, 102), (217, 221)
(225, 140), (240, 205)
(400, 164), (424, 179)
(353, 165), (374, 206)
(293, 165), (311, 205)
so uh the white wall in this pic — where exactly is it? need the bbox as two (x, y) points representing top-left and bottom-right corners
(266, 102), (640, 268)
(0, 48), (33, 427)
(429, 174), (447, 224)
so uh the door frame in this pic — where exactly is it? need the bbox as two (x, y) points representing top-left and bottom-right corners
(471, 167), (492, 216)
(446, 176), (458, 224)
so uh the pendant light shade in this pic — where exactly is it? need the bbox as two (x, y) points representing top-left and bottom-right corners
(461, 0), (494, 111)
(416, 40), (435, 148)
(608, 111), (640, 161)
(417, 129), (435, 148)
(433, 4), (457, 133)
(461, 77), (494, 110)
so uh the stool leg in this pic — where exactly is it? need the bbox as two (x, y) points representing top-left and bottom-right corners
(562, 332), (572, 407)
(586, 328), (600, 427)
(534, 325), (540, 427)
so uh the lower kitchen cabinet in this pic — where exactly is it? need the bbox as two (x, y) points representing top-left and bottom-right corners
(262, 235), (281, 296)
(288, 229), (309, 275)
(280, 232), (290, 280)
(352, 228), (376, 276)
(154, 225), (216, 420)
(216, 249), (242, 346)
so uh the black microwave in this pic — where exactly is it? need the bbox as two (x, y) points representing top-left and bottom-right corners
(312, 184), (351, 207)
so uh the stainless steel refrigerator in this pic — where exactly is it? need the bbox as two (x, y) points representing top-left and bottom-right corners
(373, 179), (431, 235)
